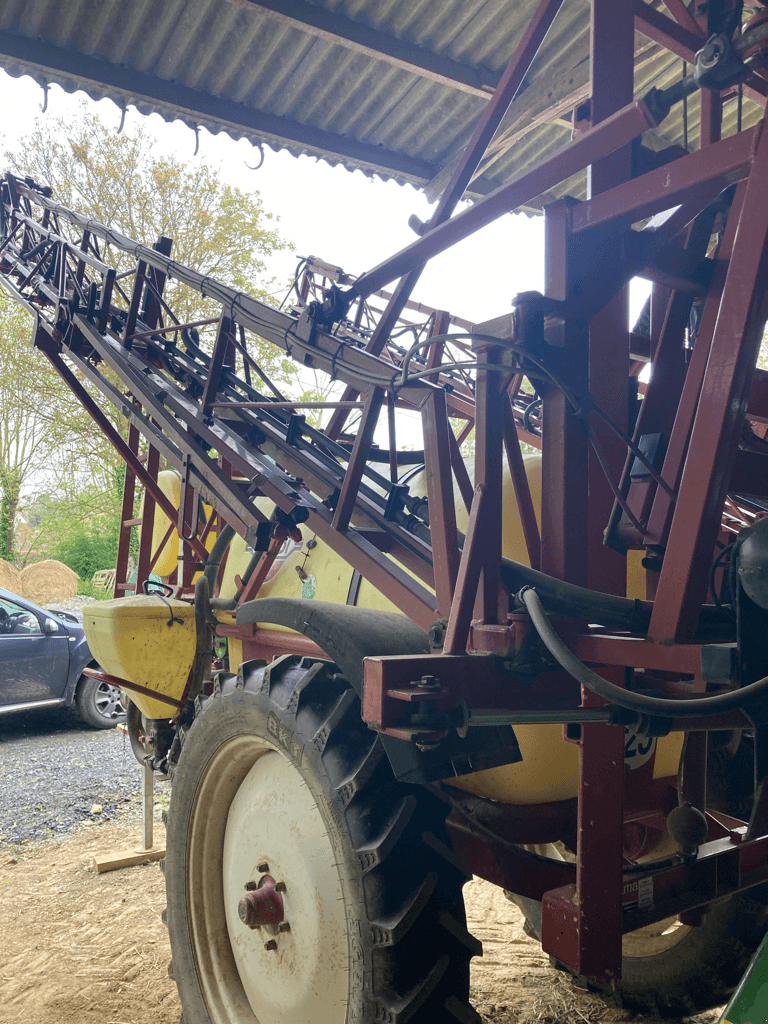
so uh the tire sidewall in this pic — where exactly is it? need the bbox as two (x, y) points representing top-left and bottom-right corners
(164, 686), (370, 1024)
(75, 674), (127, 729)
(617, 891), (768, 1012)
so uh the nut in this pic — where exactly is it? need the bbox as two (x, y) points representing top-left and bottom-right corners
(244, 880), (258, 891)
(278, 922), (291, 933)
(257, 861), (269, 873)
(274, 881), (286, 892)
(264, 939), (278, 951)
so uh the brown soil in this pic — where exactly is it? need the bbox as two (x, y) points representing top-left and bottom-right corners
(0, 819), (726, 1024)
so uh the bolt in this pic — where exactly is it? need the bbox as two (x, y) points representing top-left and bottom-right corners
(274, 881), (286, 892)
(278, 921), (291, 933)
(244, 880), (258, 891)
(417, 675), (440, 691)
(257, 861), (269, 873)
(264, 939), (278, 951)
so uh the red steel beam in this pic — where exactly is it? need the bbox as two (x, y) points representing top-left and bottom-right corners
(421, 389), (461, 618)
(332, 386), (385, 532)
(633, 0), (702, 62)
(325, 0), (566, 438)
(42, 347), (210, 563)
(502, 397), (541, 570)
(353, 97), (658, 298)
(540, 197), (589, 586)
(136, 442), (160, 588)
(115, 416), (140, 597)
(444, 485), (487, 655)
(661, 0), (704, 37)
(649, 117), (768, 642)
(586, 0), (633, 599)
(571, 126), (757, 233)
(644, 185), (746, 552)
(474, 343), (507, 623)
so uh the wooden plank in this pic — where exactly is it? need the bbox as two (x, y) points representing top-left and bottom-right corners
(93, 845), (165, 874)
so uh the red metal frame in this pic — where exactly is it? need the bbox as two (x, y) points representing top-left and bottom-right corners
(4, 0), (768, 988)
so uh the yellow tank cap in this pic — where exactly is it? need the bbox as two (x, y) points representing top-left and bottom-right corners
(83, 595), (197, 719)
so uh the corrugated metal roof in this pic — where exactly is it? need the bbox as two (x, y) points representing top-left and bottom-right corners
(0, 0), (764, 210)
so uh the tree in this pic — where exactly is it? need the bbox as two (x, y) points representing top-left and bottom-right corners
(0, 105), (293, 566)
(0, 293), (75, 560)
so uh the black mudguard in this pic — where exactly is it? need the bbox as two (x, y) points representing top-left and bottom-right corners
(237, 598), (522, 785)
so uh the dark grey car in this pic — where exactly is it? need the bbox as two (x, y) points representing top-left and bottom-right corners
(0, 587), (126, 728)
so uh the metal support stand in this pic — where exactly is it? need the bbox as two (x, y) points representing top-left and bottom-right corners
(141, 760), (155, 853)
(93, 756), (166, 874)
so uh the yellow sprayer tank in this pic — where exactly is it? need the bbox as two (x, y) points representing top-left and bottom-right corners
(88, 453), (682, 804)
(220, 453), (682, 805)
(84, 594), (197, 719)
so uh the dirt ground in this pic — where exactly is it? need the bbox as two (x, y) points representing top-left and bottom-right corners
(0, 809), (725, 1024)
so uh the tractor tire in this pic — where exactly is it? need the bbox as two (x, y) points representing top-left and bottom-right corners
(601, 890), (768, 1013)
(513, 885), (768, 1014)
(162, 655), (481, 1024)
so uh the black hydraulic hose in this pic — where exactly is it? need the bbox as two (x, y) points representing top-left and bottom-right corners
(337, 444), (426, 465)
(187, 575), (214, 704)
(204, 521), (277, 611)
(500, 556), (732, 641)
(521, 587), (768, 718)
(203, 523), (236, 592)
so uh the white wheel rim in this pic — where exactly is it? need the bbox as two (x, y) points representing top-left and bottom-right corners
(186, 733), (349, 1024)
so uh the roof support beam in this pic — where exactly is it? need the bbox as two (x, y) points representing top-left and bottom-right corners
(225, 0), (500, 98)
(0, 29), (435, 183)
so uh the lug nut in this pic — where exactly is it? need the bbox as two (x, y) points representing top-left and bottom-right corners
(264, 939), (278, 951)
(244, 880), (258, 890)
(278, 921), (291, 932)
(257, 861), (269, 873)
(274, 881), (286, 892)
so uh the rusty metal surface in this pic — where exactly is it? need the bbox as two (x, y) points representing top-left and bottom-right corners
(0, 0), (763, 204)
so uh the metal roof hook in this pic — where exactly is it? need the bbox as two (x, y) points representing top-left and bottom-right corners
(39, 83), (49, 114)
(245, 143), (265, 171)
(117, 105), (127, 134)
(193, 126), (200, 157)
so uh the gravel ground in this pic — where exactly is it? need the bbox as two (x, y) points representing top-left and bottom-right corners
(0, 706), (142, 847)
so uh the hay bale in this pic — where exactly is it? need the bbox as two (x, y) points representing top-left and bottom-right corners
(0, 558), (21, 596)
(19, 560), (79, 604)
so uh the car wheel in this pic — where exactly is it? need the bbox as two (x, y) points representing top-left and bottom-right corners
(75, 672), (128, 729)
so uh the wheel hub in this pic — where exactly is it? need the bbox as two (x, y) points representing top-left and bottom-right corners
(237, 874), (285, 930)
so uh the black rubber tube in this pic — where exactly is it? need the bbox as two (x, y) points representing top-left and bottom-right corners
(501, 557), (732, 641)
(203, 523), (236, 592)
(204, 521), (269, 611)
(521, 587), (768, 718)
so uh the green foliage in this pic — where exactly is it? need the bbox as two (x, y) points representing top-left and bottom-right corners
(74, 576), (113, 600)
(0, 492), (10, 561)
(52, 517), (120, 581)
